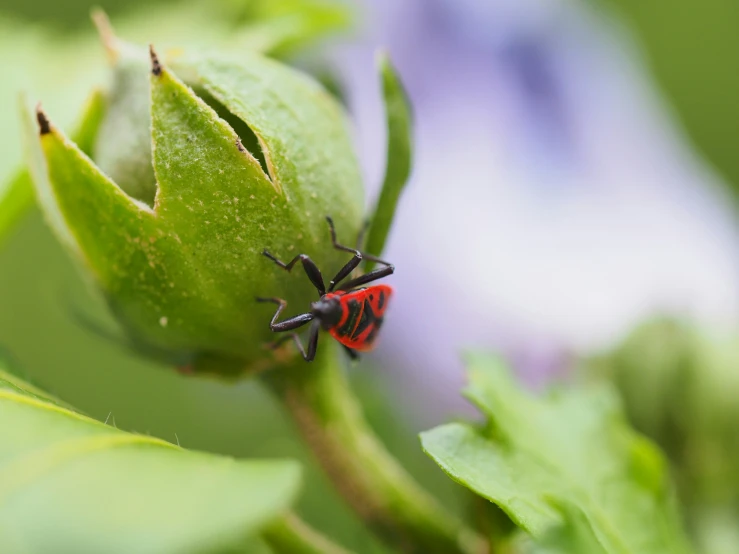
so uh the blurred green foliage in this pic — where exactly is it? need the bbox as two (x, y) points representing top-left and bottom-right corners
(602, 0), (739, 203)
(589, 319), (739, 554)
(0, 0), (159, 29)
(0, 0), (349, 34)
(423, 354), (693, 554)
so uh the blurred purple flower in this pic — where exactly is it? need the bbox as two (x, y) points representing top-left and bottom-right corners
(329, 0), (739, 420)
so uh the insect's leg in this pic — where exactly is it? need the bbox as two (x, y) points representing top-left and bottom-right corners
(326, 216), (392, 266)
(325, 216), (393, 290)
(342, 345), (360, 361)
(266, 320), (320, 362)
(262, 250), (326, 296)
(337, 264), (395, 290)
(326, 215), (361, 256)
(324, 216), (362, 291)
(256, 297), (315, 332)
(329, 254), (363, 292)
(305, 320), (320, 361)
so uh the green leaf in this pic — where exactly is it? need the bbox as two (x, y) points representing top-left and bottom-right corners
(24, 49), (365, 375)
(530, 500), (615, 554)
(420, 354), (693, 554)
(364, 52), (413, 261)
(0, 358), (301, 554)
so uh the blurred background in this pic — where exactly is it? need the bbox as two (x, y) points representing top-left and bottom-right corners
(0, 0), (738, 552)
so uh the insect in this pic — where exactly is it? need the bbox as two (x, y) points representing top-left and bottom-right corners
(256, 216), (394, 361)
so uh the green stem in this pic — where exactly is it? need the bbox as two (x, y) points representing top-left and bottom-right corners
(264, 344), (485, 554)
(262, 513), (353, 554)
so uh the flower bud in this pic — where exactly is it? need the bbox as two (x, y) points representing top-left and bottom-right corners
(23, 41), (367, 377)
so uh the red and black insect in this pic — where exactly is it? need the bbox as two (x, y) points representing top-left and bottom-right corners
(256, 217), (394, 361)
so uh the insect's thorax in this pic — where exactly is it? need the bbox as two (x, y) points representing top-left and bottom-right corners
(310, 293), (344, 328)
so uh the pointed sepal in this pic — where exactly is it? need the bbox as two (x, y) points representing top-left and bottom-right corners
(364, 52), (413, 262)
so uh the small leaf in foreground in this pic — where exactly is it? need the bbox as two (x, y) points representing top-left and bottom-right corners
(0, 358), (300, 554)
(420, 353), (693, 554)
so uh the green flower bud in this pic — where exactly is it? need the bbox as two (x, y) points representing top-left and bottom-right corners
(22, 39), (374, 377)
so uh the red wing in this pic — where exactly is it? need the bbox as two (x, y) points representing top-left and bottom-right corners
(329, 286), (392, 352)
(366, 285), (392, 318)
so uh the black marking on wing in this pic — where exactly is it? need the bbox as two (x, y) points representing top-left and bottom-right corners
(352, 299), (376, 338)
(364, 321), (382, 346)
(377, 290), (386, 311)
(336, 299), (361, 338)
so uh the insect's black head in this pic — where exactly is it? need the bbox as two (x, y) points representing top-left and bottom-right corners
(310, 296), (342, 328)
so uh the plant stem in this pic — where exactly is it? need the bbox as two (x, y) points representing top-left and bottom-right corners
(262, 513), (353, 554)
(264, 344), (485, 554)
